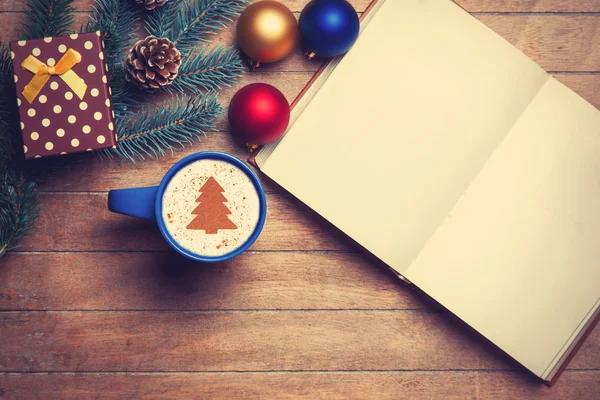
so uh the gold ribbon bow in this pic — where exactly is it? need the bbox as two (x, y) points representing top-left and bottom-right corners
(21, 48), (87, 104)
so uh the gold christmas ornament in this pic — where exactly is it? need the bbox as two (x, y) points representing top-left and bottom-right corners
(236, 1), (298, 68)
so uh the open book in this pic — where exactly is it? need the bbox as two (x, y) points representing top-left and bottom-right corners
(253, 0), (600, 384)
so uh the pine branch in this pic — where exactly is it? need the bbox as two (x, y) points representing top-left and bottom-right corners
(87, 0), (140, 62)
(85, 0), (142, 115)
(19, 0), (76, 40)
(145, 0), (176, 39)
(0, 47), (18, 156)
(106, 93), (223, 162)
(0, 45), (41, 259)
(166, 46), (243, 94)
(147, 0), (250, 57)
(0, 46), (20, 171)
(0, 174), (41, 257)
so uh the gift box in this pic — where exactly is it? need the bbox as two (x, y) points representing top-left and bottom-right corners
(10, 31), (117, 159)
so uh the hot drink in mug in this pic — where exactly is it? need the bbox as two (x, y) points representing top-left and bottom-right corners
(108, 152), (267, 262)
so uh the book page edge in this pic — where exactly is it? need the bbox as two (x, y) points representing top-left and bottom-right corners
(545, 296), (600, 384)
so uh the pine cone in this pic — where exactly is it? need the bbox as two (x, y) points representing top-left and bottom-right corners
(135, 0), (169, 11)
(125, 36), (182, 90)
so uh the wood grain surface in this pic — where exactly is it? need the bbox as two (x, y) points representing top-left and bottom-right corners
(1, 0), (599, 398)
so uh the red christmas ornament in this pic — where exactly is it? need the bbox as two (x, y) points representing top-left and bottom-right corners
(228, 83), (290, 146)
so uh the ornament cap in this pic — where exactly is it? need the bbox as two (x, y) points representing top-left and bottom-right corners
(246, 143), (259, 153)
(305, 51), (316, 60)
(247, 58), (261, 70)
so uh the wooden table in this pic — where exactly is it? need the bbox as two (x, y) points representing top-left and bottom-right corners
(1, 1), (600, 398)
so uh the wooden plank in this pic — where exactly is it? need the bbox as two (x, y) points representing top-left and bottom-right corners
(2, 372), (474, 400)
(1, 0), (600, 13)
(0, 311), (518, 371)
(1, 12), (600, 72)
(0, 311), (597, 372)
(1, 371), (599, 400)
(476, 371), (600, 399)
(460, 0), (600, 12)
(477, 15), (600, 72)
(16, 192), (354, 251)
(0, 252), (421, 310)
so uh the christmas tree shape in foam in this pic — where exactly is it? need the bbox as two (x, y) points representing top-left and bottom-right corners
(186, 177), (238, 234)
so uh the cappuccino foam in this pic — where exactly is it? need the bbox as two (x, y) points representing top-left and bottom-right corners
(162, 159), (261, 257)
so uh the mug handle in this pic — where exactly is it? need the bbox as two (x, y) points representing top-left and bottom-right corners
(108, 186), (159, 220)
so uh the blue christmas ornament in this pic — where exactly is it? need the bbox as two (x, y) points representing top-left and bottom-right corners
(299, 0), (360, 59)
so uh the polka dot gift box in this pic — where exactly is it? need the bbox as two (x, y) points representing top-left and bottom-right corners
(9, 31), (117, 159)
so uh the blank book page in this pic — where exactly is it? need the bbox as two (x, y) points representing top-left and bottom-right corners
(405, 78), (600, 378)
(261, 0), (547, 274)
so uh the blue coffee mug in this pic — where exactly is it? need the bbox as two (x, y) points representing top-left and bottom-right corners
(108, 152), (267, 262)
